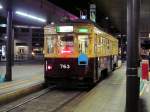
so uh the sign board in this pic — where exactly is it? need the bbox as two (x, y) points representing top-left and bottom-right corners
(90, 4), (96, 22)
(78, 54), (88, 65)
(78, 28), (89, 33)
(44, 26), (56, 34)
(56, 26), (73, 33)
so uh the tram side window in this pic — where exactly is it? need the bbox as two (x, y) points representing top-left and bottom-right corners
(78, 35), (89, 54)
(46, 35), (57, 54)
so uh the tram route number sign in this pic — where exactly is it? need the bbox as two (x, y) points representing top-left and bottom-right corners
(60, 64), (70, 69)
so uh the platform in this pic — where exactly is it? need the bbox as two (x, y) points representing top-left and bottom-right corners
(58, 64), (150, 112)
(72, 64), (126, 112)
(0, 64), (44, 105)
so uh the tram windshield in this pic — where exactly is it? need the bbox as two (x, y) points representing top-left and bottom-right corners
(46, 34), (74, 55)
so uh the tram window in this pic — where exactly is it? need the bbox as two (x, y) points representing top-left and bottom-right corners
(47, 36), (54, 54)
(46, 35), (74, 54)
(61, 36), (73, 41)
(59, 35), (74, 54)
(78, 35), (89, 54)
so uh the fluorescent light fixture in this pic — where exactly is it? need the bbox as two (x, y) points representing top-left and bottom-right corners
(0, 4), (3, 9)
(15, 25), (42, 29)
(15, 11), (46, 23)
(0, 24), (6, 27)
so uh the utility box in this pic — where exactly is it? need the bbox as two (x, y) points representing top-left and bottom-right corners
(141, 60), (149, 80)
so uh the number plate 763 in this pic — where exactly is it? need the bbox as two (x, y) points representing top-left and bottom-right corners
(60, 64), (70, 69)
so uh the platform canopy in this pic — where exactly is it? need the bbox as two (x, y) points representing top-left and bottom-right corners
(0, 0), (78, 26)
(48, 0), (150, 37)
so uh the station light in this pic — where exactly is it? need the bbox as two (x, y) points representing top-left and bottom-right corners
(0, 4), (3, 9)
(0, 24), (6, 27)
(15, 11), (46, 23)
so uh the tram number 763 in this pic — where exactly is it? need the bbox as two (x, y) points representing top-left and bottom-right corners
(60, 64), (70, 69)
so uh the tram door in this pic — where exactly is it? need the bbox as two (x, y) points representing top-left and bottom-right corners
(78, 35), (89, 54)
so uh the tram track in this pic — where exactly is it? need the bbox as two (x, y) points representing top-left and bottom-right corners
(50, 92), (82, 112)
(1, 86), (56, 112)
(0, 86), (85, 112)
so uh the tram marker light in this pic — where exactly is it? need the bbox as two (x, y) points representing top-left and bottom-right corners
(79, 28), (88, 33)
(47, 65), (52, 70)
(15, 11), (46, 23)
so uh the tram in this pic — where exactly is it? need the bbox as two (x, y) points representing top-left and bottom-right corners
(44, 20), (118, 86)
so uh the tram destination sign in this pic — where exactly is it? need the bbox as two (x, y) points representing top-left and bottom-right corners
(56, 26), (73, 33)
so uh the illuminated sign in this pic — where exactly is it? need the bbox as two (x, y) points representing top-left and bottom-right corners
(90, 4), (96, 22)
(78, 54), (88, 65)
(79, 28), (89, 33)
(81, 15), (87, 20)
(56, 26), (73, 32)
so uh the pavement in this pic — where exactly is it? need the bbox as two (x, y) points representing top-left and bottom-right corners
(72, 64), (126, 112)
(139, 79), (150, 112)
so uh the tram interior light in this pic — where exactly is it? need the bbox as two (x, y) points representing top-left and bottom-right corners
(15, 11), (46, 23)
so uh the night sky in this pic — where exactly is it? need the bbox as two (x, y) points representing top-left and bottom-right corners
(48, 0), (119, 34)
(48, 0), (91, 17)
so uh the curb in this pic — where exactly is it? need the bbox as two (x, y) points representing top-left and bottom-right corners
(0, 82), (44, 105)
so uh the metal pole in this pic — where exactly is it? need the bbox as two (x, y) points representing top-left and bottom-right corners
(11, 28), (14, 66)
(126, 0), (140, 112)
(5, 0), (13, 81)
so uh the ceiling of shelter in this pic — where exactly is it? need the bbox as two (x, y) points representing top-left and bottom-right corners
(0, 0), (78, 26)
(96, 0), (150, 37)
(49, 0), (150, 37)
